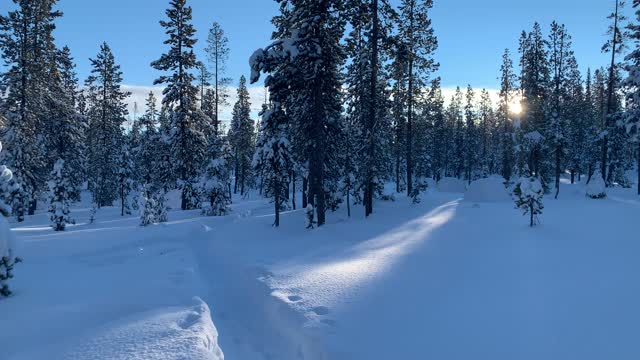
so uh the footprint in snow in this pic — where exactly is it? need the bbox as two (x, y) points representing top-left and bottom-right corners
(312, 306), (330, 316)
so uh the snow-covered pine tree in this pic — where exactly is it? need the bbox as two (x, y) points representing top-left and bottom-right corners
(138, 92), (159, 185)
(463, 85), (479, 183)
(0, 141), (21, 297)
(229, 76), (255, 196)
(601, 0), (628, 184)
(204, 21), (231, 136)
(0, 0), (63, 219)
(139, 187), (157, 227)
(546, 22), (575, 198)
(427, 79), (446, 181)
(48, 159), (74, 231)
(85, 42), (130, 207)
(448, 87), (465, 178)
(397, 0), (439, 196)
(478, 89), (497, 176)
(200, 143), (232, 216)
(252, 104), (292, 227)
(251, 0), (346, 226)
(520, 23), (551, 187)
(624, 0), (640, 195)
(116, 145), (134, 216)
(46, 46), (86, 203)
(513, 176), (544, 227)
(151, 0), (206, 210)
(498, 49), (517, 181)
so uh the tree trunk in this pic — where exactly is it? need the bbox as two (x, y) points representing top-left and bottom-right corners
(529, 202), (534, 227)
(365, 0), (379, 217)
(291, 172), (296, 210)
(274, 180), (280, 227)
(302, 176), (308, 209)
(554, 145), (561, 199)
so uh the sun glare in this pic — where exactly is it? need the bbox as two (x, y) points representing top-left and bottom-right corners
(509, 102), (523, 115)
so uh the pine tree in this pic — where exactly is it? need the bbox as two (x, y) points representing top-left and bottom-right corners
(229, 76), (255, 196)
(250, 0), (346, 226)
(546, 22), (575, 198)
(117, 145), (134, 216)
(0, 141), (21, 297)
(46, 46), (86, 202)
(47, 159), (74, 231)
(85, 42), (129, 207)
(0, 0), (63, 219)
(397, 0), (439, 196)
(601, 0), (628, 184)
(520, 23), (550, 184)
(252, 104), (292, 227)
(151, 0), (206, 210)
(463, 85), (479, 183)
(513, 176), (544, 227)
(624, 0), (640, 195)
(201, 143), (232, 216)
(205, 21), (231, 136)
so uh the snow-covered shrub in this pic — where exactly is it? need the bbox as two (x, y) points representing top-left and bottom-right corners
(586, 173), (607, 199)
(139, 189), (157, 227)
(465, 175), (510, 203)
(513, 176), (544, 227)
(200, 158), (231, 216)
(155, 191), (168, 223)
(89, 203), (97, 224)
(305, 205), (315, 229)
(410, 176), (429, 203)
(48, 159), (75, 231)
(0, 142), (21, 297)
(139, 186), (168, 226)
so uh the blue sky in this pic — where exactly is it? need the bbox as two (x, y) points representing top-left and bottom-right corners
(0, 0), (619, 117)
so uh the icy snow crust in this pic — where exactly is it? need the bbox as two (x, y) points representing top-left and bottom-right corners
(4, 183), (640, 359)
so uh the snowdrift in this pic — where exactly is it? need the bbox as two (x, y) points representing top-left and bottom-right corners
(437, 177), (467, 193)
(464, 176), (510, 203)
(57, 297), (224, 360)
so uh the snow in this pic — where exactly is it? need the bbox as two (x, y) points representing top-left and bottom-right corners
(3, 184), (640, 359)
(437, 176), (467, 193)
(464, 175), (510, 203)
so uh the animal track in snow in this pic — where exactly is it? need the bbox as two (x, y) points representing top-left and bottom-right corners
(287, 295), (302, 302)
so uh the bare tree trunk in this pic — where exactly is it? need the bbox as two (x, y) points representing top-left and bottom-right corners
(365, 0), (379, 217)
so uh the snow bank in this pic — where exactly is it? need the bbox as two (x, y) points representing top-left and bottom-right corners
(437, 177), (467, 193)
(586, 174), (607, 199)
(58, 297), (224, 360)
(464, 176), (510, 203)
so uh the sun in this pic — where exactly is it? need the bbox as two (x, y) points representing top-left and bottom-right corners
(509, 102), (523, 115)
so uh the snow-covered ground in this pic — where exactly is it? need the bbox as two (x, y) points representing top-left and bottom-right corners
(2, 178), (640, 359)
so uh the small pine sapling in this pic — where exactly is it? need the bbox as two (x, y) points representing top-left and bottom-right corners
(513, 176), (544, 227)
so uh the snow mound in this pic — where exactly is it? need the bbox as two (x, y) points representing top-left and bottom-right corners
(58, 298), (224, 360)
(425, 177), (437, 190)
(464, 176), (510, 203)
(586, 174), (607, 199)
(437, 177), (467, 193)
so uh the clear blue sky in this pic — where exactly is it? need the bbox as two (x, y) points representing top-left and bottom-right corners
(0, 0), (618, 90)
